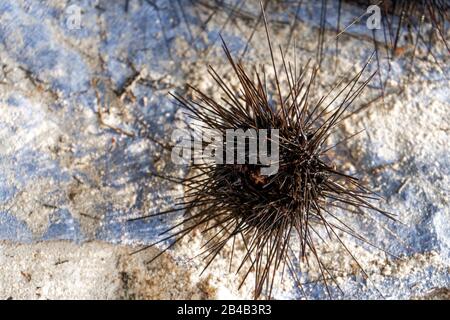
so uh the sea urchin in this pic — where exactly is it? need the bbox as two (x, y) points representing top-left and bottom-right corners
(134, 7), (395, 299)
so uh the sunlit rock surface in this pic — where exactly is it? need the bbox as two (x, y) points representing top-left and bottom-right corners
(0, 0), (448, 299)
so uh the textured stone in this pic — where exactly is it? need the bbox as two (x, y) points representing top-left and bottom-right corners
(0, 0), (448, 299)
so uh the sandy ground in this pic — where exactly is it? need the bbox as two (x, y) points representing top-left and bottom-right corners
(0, 240), (449, 300)
(0, 240), (219, 300)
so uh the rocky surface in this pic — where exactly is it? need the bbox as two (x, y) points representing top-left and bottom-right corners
(0, 0), (448, 299)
